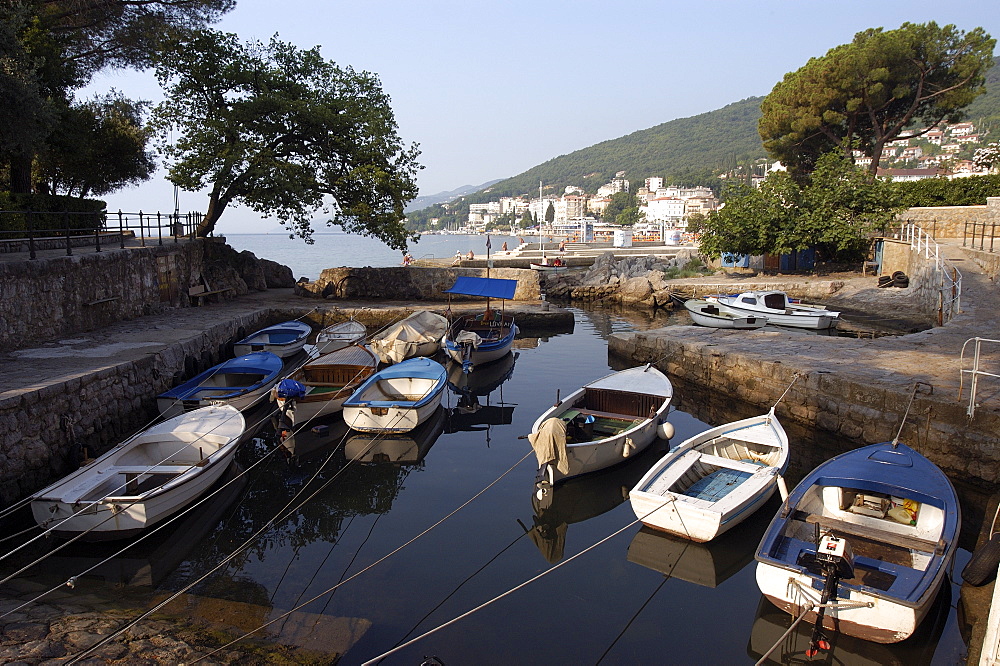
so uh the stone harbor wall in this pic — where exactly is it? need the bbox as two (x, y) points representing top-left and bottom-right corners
(294, 266), (541, 301)
(897, 196), (1000, 238)
(0, 239), (294, 353)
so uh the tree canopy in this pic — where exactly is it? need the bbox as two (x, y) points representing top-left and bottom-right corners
(759, 22), (995, 180)
(0, 0), (232, 194)
(700, 152), (902, 262)
(153, 31), (421, 245)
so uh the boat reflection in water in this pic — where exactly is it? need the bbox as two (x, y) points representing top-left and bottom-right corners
(746, 585), (951, 665)
(445, 352), (517, 441)
(277, 414), (351, 467)
(528, 439), (670, 563)
(35, 463), (247, 590)
(345, 405), (447, 465)
(626, 496), (776, 588)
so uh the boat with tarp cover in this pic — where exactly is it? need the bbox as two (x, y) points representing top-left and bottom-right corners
(442, 276), (519, 373)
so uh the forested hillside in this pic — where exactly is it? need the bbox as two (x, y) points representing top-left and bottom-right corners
(965, 55), (1000, 130)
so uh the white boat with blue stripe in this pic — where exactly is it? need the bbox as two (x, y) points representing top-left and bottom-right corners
(442, 276), (519, 373)
(341, 357), (448, 433)
(234, 320), (312, 358)
(629, 409), (788, 543)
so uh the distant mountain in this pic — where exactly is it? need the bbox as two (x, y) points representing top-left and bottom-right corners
(405, 179), (503, 213)
(964, 55), (1000, 131)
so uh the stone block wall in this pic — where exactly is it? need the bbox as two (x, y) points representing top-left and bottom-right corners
(0, 311), (272, 504)
(897, 197), (1000, 239)
(295, 266), (542, 301)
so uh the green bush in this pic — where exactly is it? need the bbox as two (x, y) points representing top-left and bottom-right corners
(0, 193), (107, 233)
(893, 174), (1000, 207)
(663, 257), (713, 280)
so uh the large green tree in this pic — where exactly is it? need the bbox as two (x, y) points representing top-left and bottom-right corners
(153, 31), (421, 245)
(700, 152), (902, 262)
(760, 22), (995, 180)
(0, 0), (232, 194)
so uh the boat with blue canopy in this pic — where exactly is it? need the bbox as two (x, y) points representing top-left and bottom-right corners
(442, 276), (519, 373)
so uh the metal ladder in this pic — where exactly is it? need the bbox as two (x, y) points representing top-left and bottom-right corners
(959, 337), (1000, 419)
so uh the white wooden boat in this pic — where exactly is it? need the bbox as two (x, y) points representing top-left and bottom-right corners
(30, 405), (245, 540)
(710, 290), (839, 329)
(527, 364), (673, 491)
(755, 441), (960, 644)
(274, 345), (379, 426)
(684, 298), (767, 330)
(156, 352), (283, 418)
(442, 276), (519, 373)
(342, 357), (448, 433)
(529, 261), (568, 272)
(369, 311), (449, 364)
(629, 409), (788, 542)
(316, 319), (366, 354)
(234, 320), (312, 357)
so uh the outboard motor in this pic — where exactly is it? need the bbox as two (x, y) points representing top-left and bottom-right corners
(796, 533), (855, 656)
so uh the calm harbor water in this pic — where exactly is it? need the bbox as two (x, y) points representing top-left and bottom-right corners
(3, 305), (971, 664)
(226, 232), (520, 279)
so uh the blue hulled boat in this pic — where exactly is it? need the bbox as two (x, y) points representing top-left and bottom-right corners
(234, 320), (312, 358)
(157, 352), (283, 417)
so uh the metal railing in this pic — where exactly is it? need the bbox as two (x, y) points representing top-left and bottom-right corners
(0, 209), (205, 260)
(959, 337), (1000, 420)
(964, 220), (998, 253)
(898, 221), (963, 323)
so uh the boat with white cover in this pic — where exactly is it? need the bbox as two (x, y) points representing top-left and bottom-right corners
(274, 344), (379, 425)
(342, 357), (448, 433)
(755, 441), (960, 644)
(316, 319), (366, 354)
(629, 409), (788, 542)
(684, 298), (767, 329)
(369, 311), (449, 364)
(30, 405), (245, 539)
(233, 320), (312, 357)
(710, 290), (839, 329)
(527, 364), (673, 491)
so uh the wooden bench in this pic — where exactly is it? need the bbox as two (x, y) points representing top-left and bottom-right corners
(803, 513), (944, 554)
(188, 282), (232, 305)
(575, 408), (643, 422)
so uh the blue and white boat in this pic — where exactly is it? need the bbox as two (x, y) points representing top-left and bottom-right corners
(442, 276), (519, 373)
(754, 441), (960, 644)
(157, 352), (283, 418)
(629, 409), (788, 542)
(341, 357), (448, 433)
(234, 320), (312, 358)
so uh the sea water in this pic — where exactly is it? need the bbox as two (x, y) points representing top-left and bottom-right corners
(225, 232), (520, 280)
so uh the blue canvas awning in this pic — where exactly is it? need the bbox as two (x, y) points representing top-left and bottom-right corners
(444, 276), (518, 299)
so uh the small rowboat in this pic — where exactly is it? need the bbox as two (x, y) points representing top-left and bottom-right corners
(710, 291), (839, 330)
(156, 352), (283, 418)
(342, 357), (448, 433)
(274, 344), (379, 426)
(629, 409), (788, 542)
(442, 276), (519, 373)
(316, 319), (366, 354)
(30, 405), (245, 540)
(755, 441), (960, 644)
(234, 320), (312, 357)
(527, 364), (673, 491)
(684, 298), (767, 329)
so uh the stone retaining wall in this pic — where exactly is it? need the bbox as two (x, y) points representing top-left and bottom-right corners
(0, 311), (273, 504)
(608, 331), (1000, 487)
(898, 197), (1000, 238)
(295, 266), (541, 301)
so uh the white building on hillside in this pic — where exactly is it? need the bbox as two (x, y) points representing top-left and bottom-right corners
(642, 197), (685, 224)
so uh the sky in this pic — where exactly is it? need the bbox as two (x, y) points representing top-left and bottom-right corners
(85, 0), (1000, 234)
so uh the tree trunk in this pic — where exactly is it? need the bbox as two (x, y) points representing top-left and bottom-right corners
(9, 153), (33, 194)
(199, 192), (229, 237)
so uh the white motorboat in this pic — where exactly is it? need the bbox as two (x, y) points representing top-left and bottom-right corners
(30, 405), (245, 539)
(342, 357), (448, 433)
(369, 311), (449, 364)
(684, 298), (767, 329)
(710, 290), (839, 329)
(629, 409), (788, 542)
(527, 364), (673, 490)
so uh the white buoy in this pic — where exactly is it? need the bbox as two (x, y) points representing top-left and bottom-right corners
(657, 420), (675, 440)
(777, 475), (789, 502)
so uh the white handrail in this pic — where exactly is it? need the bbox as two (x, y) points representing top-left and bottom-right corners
(959, 337), (1000, 420)
(898, 221), (963, 322)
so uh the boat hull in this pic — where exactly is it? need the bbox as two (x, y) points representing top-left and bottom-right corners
(234, 320), (312, 358)
(684, 299), (767, 329)
(315, 320), (366, 354)
(342, 357), (448, 433)
(442, 313), (517, 372)
(712, 291), (838, 329)
(157, 384), (271, 419)
(343, 396), (443, 433)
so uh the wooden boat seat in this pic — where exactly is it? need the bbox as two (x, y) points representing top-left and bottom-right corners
(573, 408), (642, 422)
(697, 453), (765, 474)
(804, 513), (944, 554)
(112, 465), (193, 475)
